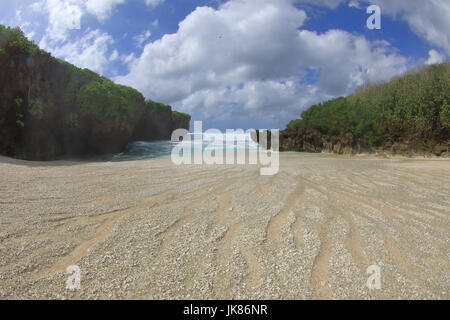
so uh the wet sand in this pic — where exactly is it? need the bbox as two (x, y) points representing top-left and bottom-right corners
(0, 153), (449, 299)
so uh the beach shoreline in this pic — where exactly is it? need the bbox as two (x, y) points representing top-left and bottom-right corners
(0, 153), (449, 299)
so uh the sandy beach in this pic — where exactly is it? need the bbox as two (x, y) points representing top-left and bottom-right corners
(0, 153), (449, 300)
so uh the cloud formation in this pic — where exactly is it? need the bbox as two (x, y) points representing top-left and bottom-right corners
(117, 0), (410, 129)
(426, 49), (446, 66)
(45, 30), (115, 74)
(133, 30), (152, 48)
(1, 0), (447, 129)
(11, 0), (166, 74)
(145, 0), (165, 8)
(85, 0), (126, 21)
(296, 0), (450, 55)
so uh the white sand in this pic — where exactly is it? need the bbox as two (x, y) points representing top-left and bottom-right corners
(0, 153), (449, 299)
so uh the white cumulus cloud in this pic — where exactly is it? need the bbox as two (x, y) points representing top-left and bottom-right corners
(133, 30), (152, 48)
(26, 0), (126, 74)
(85, 0), (126, 21)
(116, 0), (410, 129)
(425, 49), (446, 65)
(145, 0), (165, 8)
(43, 29), (115, 74)
(295, 0), (450, 55)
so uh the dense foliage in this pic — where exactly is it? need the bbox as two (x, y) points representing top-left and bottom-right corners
(0, 25), (191, 160)
(0, 25), (41, 56)
(74, 70), (145, 131)
(286, 119), (302, 130)
(0, 25), (146, 131)
(172, 110), (192, 121)
(286, 63), (449, 147)
(146, 99), (171, 113)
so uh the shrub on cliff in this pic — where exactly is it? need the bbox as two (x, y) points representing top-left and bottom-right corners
(0, 25), (190, 160)
(0, 25), (39, 56)
(286, 119), (302, 130)
(172, 110), (191, 121)
(146, 100), (171, 112)
(285, 63), (449, 149)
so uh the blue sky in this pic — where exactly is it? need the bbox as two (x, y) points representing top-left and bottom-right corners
(1, 0), (448, 130)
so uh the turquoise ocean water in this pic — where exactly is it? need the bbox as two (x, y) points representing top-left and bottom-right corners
(109, 132), (259, 162)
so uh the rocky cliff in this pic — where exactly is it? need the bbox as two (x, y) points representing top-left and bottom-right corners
(0, 26), (190, 160)
(132, 101), (191, 142)
(280, 125), (449, 157)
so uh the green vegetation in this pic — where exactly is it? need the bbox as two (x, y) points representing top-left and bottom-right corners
(146, 99), (172, 112)
(15, 113), (24, 128)
(143, 99), (191, 124)
(29, 98), (43, 118)
(286, 119), (302, 130)
(77, 76), (144, 130)
(0, 25), (39, 56)
(286, 63), (450, 147)
(0, 24), (191, 160)
(0, 24), (183, 132)
(64, 113), (79, 128)
(56, 61), (146, 131)
(14, 97), (23, 106)
(172, 110), (191, 121)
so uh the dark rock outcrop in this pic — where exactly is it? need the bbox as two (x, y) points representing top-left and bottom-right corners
(132, 102), (191, 142)
(172, 111), (192, 134)
(250, 130), (272, 150)
(279, 124), (366, 155)
(279, 124), (450, 157)
(0, 26), (190, 160)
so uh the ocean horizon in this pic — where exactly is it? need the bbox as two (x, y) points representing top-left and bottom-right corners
(109, 132), (260, 162)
